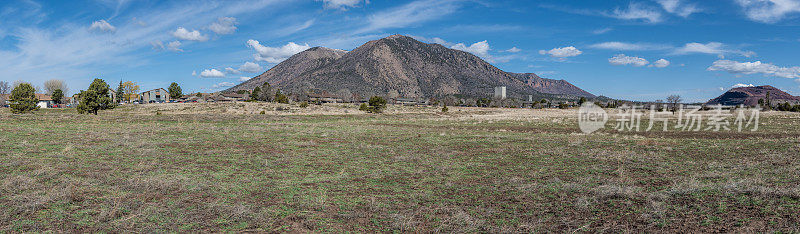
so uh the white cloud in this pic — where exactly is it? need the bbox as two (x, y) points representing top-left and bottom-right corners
(708, 60), (800, 79)
(589, 41), (671, 51)
(673, 42), (756, 57)
(172, 27), (208, 41)
(225, 67), (239, 74)
(238, 61), (262, 73)
(208, 17), (237, 35)
(652, 58), (671, 68)
(609, 54), (650, 66)
(539, 46), (583, 58)
(89, 20), (116, 32)
(732, 83), (755, 88)
(273, 20), (315, 37)
(735, 0), (800, 23)
(357, 0), (460, 34)
(239, 77), (252, 82)
(247, 40), (311, 63)
(320, 0), (364, 9)
(200, 69), (226, 78)
(212, 82), (236, 89)
(451, 40), (490, 58)
(592, 27), (613, 34)
(166, 41), (182, 52)
(151, 41), (165, 50)
(657, 0), (701, 17)
(505, 47), (521, 53)
(607, 3), (664, 23)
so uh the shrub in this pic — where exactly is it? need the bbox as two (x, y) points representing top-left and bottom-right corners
(441, 104), (449, 113)
(361, 96), (387, 113)
(359, 103), (368, 111)
(299, 101), (309, 108)
(77, 78), (114, 115)
(9, 83), (39, 114)
(260, 110), (265, 114)
(274, 90), (289, 104)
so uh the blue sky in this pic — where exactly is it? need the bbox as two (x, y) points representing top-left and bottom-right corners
(2, 0), (800, 102)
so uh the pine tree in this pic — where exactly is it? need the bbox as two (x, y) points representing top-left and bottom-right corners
(252, 86), (261, 101)
(116, 80), (124, 103)
(77, 79), (114, 115)
(51, 89), (64, 105)
(9, 83), (38, 114)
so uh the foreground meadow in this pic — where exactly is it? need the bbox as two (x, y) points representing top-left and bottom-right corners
(1, 103), (799, 232)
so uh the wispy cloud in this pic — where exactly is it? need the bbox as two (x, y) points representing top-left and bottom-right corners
(589, 42), (672, 51)
(604, 2), (664, 23)
(356, 0), (461, 34)
(672, 42), (755, 57)
(735, 0), (800, 23)
(0, 0), (287, 89)
(656, 0), (701, 17)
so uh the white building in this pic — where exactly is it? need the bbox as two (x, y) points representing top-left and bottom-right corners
(494, 86), (506, 100)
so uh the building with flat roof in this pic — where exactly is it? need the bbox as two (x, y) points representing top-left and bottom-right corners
(494, 86), (506, 100)
(140, 88), (170, 103)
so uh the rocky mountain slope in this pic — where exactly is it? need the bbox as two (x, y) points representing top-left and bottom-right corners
(706, 85), (800, 106)
(227, 35), (594, 99)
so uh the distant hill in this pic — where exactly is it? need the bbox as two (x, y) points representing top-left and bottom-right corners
(706, 85), (800, 106)
(226, 35), (595, 100)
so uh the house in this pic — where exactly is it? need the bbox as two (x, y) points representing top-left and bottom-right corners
(0, 94), (64, 108)
(308, 93), (344, 103)
(395, 98), (429, 106)
(35, 94), (53, 108)
(220, 92), (248, 102)
(140, 88), (170, 103)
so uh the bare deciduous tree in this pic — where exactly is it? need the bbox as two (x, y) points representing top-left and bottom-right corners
(0, 81), (10, 94)
(335, 89), (353, 103)
(667, 95), (682, 114)
(44, 79), (68, 95)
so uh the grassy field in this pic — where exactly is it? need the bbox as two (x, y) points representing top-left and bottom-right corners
(1, 103), (799, 232)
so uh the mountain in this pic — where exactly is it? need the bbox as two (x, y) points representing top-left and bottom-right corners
(226, 35), (595, 99)
(706, 85), (800, 106)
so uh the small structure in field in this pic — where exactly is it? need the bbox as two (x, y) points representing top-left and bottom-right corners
(494, 86), (506, 100)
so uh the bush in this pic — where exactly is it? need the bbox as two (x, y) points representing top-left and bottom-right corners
(441, 104), (449, 113)
(10, 83), (39, 114)
(361, 96), (387, 113)
(274, 90), (289, 104)
(299, 101), (309, 108)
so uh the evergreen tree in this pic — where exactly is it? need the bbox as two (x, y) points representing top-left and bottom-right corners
(252, 86), (261, 101)
(168, 82), (182, 100)
(9, 83), (38, 114)
(116, 80), (124, 103)
(77, 78), (114, 115)
(51, 89), (64, 104)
